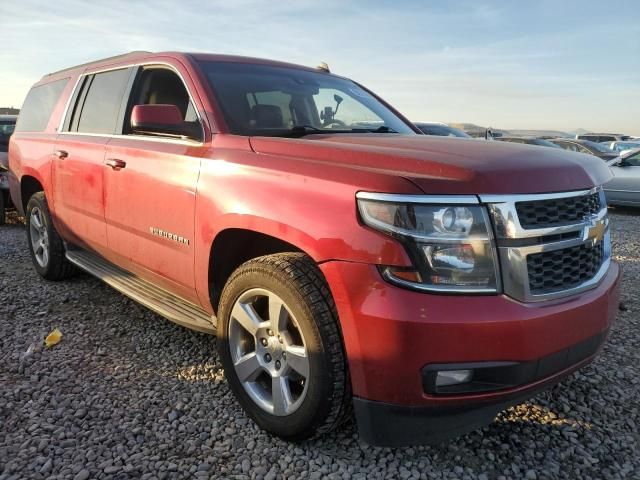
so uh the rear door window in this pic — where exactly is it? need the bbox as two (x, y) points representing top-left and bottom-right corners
(69, 68), (131, 134)
(14, 78), (68, 132)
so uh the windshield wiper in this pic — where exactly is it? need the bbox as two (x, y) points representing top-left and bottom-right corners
(369, 125), (397, 133)
(349, 125), (398, 134)
(284, 124), (398, 138)
(289, 125), (325, 136)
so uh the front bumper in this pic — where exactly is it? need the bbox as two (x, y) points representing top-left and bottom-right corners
(320, 260), (621, 445)
(353, 331), (605, 446)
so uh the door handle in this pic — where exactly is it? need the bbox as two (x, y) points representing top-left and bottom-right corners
(54, 150), (68, 159)
(105, 158), (127, 171)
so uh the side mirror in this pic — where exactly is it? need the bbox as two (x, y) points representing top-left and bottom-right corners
(131, 105), (200, 140)
(607, 157), (630, 167)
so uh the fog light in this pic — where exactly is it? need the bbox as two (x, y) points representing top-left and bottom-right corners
(435, 369), (473, 387)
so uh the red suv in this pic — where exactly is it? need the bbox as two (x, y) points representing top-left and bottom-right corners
(8, 51), (620, 446)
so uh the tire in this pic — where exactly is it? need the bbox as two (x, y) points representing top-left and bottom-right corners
(0, 191), (5, 226)
(217, 253), (351, 441)
(25, 192), (76, 280)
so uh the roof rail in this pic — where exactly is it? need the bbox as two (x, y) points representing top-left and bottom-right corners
(43, 51), (152, 77)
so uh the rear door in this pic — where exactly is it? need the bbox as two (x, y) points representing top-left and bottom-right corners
(53, 68), (133, 252)
(103, 64), (207, 304)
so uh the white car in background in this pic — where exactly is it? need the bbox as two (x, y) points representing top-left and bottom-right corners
(605, 148), (640, 207)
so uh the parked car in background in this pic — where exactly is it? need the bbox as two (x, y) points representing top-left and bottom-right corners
(577, 133), (631, 143)
(605, 148), (640, 206)
(494, 136), (561, 148)
(602, 140), (640, 154)
(550, 138), (619, 160)
(0, 114), (18, 225)
(413, 122), (471, 138)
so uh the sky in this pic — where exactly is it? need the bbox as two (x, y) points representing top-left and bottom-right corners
(1, 0), (638, 134)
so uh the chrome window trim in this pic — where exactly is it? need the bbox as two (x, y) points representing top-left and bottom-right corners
(356, 191), (480, 204)
(56, 131), (203, 147)
(56, 74), (83, 133)
(57, 61), (206, 146)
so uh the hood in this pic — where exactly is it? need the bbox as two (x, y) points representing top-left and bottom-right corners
(249, 134), (612, 195)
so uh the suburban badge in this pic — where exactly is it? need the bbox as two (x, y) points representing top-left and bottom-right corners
(149, 227), (190, 245)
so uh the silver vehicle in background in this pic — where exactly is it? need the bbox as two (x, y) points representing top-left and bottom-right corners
(0, 115), (18, 225)
(577, 133), (632, 142)
(602, 140), (640, 154)
(605, 148), (640, 207)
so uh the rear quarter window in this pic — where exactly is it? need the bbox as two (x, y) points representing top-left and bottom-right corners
(14, 78), (69, 132)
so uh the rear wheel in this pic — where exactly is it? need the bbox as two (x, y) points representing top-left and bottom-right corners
(217, 253), (351, 441)
(26, 192), (76, 280)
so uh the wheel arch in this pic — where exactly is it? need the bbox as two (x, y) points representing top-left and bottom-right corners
(20, 175), (45, 214)
(208, 228), (309, 314)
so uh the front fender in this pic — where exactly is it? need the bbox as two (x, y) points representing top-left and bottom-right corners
(192, 151), (419, 310)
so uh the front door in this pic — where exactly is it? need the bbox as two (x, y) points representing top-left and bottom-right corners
(103, 65), (207, 304)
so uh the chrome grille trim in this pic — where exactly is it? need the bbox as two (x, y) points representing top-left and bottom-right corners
(481, 187), (610, 302)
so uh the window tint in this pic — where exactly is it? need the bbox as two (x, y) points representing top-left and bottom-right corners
(14, 78), (68, 132)
(73, 69), (131, 134)
(124, 67), (201, 139)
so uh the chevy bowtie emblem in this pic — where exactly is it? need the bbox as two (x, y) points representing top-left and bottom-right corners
(582, 216), (607, 246)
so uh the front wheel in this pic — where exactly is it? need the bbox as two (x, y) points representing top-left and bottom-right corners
(217, 253), (351, 441)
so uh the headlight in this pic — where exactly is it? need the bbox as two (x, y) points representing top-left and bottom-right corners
(357, 193), (500, 293)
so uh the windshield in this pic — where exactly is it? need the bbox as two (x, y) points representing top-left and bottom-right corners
(416, 124), (470, 138)
(199, 61), (415, 137)
(583, 140), (613, 153)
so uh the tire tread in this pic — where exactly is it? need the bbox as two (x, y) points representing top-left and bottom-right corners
(220, 252), (352, 439)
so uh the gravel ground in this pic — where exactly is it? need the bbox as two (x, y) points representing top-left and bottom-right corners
(0, 208), (638, 480)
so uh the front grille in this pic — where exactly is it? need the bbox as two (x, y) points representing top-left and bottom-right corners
(527, 241), (604, 295)
(516, 192), (601, 229)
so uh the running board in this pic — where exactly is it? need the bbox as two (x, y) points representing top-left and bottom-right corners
(65, 249), (216, 334)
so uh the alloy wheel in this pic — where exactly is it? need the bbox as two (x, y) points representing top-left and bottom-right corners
(29, 207), (49, 268)
(228, 288), (310, 416)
